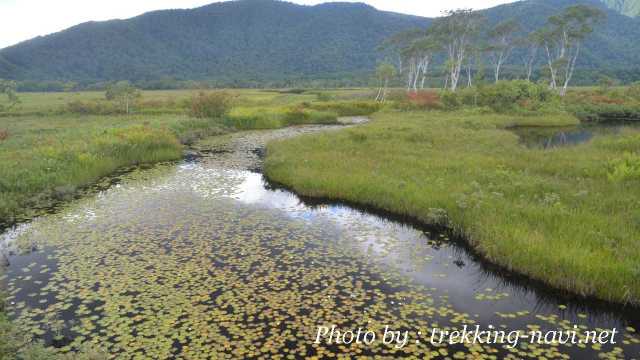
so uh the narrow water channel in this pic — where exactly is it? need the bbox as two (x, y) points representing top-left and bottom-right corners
(1, 124), (639, 359)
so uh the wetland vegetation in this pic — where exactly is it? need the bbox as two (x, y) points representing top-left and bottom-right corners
(1, 1), (640, 359)
(2, 121), (639, 359)
(1, 84), (640, 359)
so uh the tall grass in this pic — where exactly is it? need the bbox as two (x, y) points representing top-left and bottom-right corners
(265, 110), (640, 305)
(225, 106), (339, 129)
(307, 100), (381, 116)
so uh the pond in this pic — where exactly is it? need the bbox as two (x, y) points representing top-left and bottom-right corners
(510, 122), (638, 149)
(1, 125), (639, 359)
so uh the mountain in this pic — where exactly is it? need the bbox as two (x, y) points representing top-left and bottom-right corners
(483, 0), (640, 72)
(0, 0), (639, 85)
(0, 0), (426, 84)
(600, 0), (640, 16)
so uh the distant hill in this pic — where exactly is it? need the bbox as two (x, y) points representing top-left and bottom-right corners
(0, 0), (427, 84)
(600, 0), (640, 16)
(0, 0), (639, 85)
(483, 0), (640, 72)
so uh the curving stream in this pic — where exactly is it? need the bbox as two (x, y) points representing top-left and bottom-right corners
(1, 122), (639, 359)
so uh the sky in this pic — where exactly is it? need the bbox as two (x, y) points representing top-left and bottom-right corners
(0, 0), (517, 49)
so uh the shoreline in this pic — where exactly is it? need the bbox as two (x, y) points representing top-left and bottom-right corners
(263, 110), (640, 306)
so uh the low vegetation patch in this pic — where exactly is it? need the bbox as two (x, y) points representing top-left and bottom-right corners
(306, 100), (381, 117)
(225, 106), (339, 130)
(562, 82), (640, 122)
(414, 81), (563, 115)
(188, 91), (234, 119)
(265, 110), (640, 305)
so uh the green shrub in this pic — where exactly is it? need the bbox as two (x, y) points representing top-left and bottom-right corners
(189, 91), (233, 119)
(477, 81), (558, 113)
(439, 81), (560, 114)
(440, 90), (462, 110)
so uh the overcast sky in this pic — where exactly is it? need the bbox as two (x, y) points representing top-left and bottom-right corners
(0, 0), (516, 49)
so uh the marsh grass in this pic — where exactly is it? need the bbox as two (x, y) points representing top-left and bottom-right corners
(307, 100), (381, 116)
(0, 89), (375, 228)
(265, 110), (640, 305)
(0, 114), (228, 226)
(226, 106), (340, 129)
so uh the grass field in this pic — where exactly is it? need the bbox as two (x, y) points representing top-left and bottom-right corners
(0, 89), (378, 227)
(265, 110), (640, 305)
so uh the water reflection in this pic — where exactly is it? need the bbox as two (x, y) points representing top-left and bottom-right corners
(511, 122), (638, 149)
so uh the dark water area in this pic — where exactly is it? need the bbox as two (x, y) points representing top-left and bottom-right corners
(1, 127), (639, 359)
(511, 122), (639, 149)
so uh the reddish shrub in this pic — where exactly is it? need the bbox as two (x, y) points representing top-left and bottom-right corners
(406, 91), (443, 110)
(588, 95), (625, 105)
(569, 92), (626, 105)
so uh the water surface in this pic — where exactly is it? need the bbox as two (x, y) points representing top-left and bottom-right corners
(1, 126), (639, 359)
(511, 122), (638, 149)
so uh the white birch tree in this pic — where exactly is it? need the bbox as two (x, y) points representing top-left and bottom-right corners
(375, 63), (396, 103)
(537, 5), (606, 96)
(429, 9), (484, 92)
(486, 19), (521, 83)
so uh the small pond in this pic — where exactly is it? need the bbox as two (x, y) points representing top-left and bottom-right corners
(1, 126), (639, 359)
(511, 122), (639, 149)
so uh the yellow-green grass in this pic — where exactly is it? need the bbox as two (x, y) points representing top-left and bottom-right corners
(226, 106), (339, 129)
(265, 110), (640, 305)
(0, 89), (374, 116)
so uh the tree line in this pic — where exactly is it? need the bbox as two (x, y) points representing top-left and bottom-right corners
(376, 5), (607, 100)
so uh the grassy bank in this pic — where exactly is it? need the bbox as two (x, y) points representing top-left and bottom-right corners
(265, 110), (640, 305)
(0, 89), (379, 227)
(0, 114), (229, 228)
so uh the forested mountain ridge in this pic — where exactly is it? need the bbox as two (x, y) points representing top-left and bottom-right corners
(0, 0), (427, 84)
(483, 0), (640, 71)
(0, 0), (639, 85)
